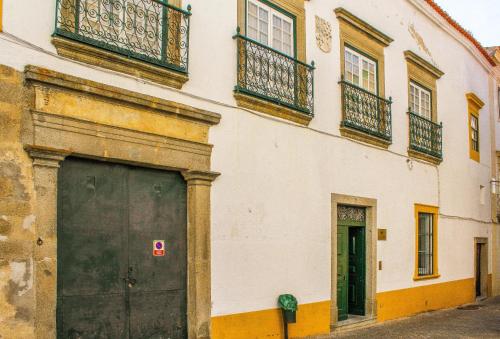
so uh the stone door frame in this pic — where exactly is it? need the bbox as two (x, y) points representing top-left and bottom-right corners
(474, 237), (488, 299)
(331, 194), (378, 328)
(23, 66), (221, 339)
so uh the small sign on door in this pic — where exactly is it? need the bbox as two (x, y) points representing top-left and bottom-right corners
(153, 240), (165, 256)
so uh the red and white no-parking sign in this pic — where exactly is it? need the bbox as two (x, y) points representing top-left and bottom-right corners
(153, 240), (165, 256)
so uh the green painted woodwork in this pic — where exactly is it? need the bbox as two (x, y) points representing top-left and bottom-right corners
(54, 0), (191, 73)
(247, 0), (298, 59)
(234, 32), (315, 115)
(348, 227), (365, 315)
(408, 111), (443, 159)
(340, 79), (392, 141)
(337, 205), (366, 321)
(344, 43), (380, 96)
(57, 157), (187, 338)
(337, 226), (349, 321)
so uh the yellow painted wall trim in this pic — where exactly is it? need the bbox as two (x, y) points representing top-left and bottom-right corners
(334, 8), (394, 47)
(413, 273), (440, 281)
(404, 51), (444, 79)
(466, 93), (483, 163)
(414, 204), (439, 280)
(377, 278), (475, 321)
(212, 301), (330, 339)
(466, 92), (485, 111)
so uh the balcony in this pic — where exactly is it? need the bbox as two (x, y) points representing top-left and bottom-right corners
(408, 111), (443, 163)
(234, 32), (314, 125)
(54, 0), (191, 87)
(339, 80), (392, 147)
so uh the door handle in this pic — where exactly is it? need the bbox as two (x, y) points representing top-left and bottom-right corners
(123, 277), (137, 288)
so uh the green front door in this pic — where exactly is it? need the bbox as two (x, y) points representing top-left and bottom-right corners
(337, 205), (366, 321)
(348, 227), (365, 315)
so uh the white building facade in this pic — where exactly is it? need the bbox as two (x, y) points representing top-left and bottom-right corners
(0, 0), (498, 338)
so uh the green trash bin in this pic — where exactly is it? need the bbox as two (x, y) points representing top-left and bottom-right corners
(278, 294), (298, 324)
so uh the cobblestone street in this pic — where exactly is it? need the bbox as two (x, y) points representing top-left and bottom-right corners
(328, 297), (500, 338)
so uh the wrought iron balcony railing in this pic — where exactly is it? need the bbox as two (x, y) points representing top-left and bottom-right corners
(234, 32), (314, 115)
(408, 111), (443, 159)
(55, 0), (191, 73)
(339, 80), (392, 141)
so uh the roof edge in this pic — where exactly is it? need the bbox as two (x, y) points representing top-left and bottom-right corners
(423, 0), (496, 67)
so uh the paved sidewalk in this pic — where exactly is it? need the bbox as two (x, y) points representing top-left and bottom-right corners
(327, 297), (500, 338)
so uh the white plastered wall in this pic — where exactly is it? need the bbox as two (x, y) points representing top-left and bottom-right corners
(0, 0), (495, 317)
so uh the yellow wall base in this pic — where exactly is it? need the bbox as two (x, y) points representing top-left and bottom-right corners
(212, 301), (330, 339)
(212, 278), (477, 338)
(377, 278), (475, 321)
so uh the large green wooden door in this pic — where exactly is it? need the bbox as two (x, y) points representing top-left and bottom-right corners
(348, 227), (365, 315)
(57, 158), (187, 338)
(337, 226), (348, 321)
(337, 205), (366, 321)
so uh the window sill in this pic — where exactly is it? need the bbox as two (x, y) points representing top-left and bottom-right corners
(52, 36), (189, 89)
(413, 274), (440, 281)
(234, 92), (313, 126)
(408, 149), (442, 165)
(340, 126), (391, 149)
(470, 150), (480, 163)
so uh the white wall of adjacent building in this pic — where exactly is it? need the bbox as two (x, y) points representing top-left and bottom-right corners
(0, 0), (496, 318)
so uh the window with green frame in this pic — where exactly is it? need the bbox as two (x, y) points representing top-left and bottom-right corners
(344, 46), (377, 94)
(410, 81), (432, 120)
(246, 0), (295, 56)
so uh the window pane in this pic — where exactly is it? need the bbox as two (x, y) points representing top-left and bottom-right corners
(259, 7), (268, 45)
(283, 42), (291, 55)
(282, 27), (292, 56)
(410, 85), (416, 112)
(414, 87), (420, 114)
(272, 15), (282, 51)
(471, 115), (479, 151)
(368, 64), (376, 93)
(248, 1), (257, 15)
(247, 2), (258, 40)
(362, 60), (369, 89)
(352, 54), (359, 85)
(345, 50), (354, 83)
(283, 20), (291, 34)
(364, 61), (376, 93)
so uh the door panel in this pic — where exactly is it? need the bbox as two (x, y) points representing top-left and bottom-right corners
(337, 226), (348, 321)
(58, 159), (128, 338)
(129, 291), (186, 338)
(128, 168), (187, 338)
(58, 294), (128, 338)
(348, 227), (365, 315)
(58, 158), (187, 339)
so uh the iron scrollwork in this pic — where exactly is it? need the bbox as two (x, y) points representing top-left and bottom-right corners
(338, 205), (366, 223)
(55, 0), (191, 73)
(408, 111), (443, 159)
(340, 79), (392, 141)
(235, 33), (314, 116)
